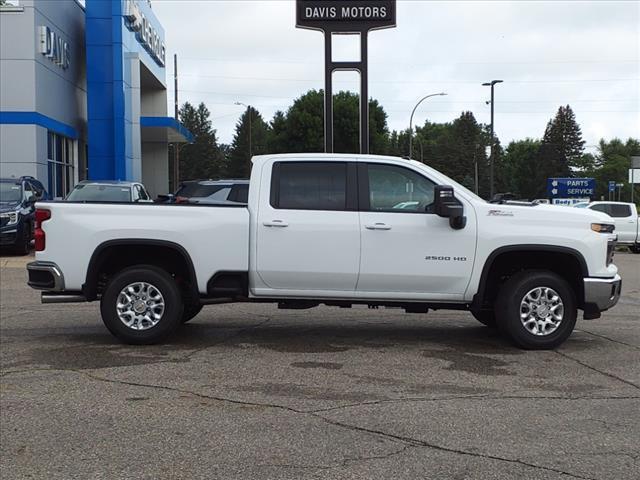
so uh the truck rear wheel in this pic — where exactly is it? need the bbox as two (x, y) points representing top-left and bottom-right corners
(100, 265), (183, 345)
(495, 270), (576, 350)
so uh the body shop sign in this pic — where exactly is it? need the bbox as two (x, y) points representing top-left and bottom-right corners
(297, 0), (396, 30)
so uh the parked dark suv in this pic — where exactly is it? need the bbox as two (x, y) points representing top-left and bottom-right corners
(157, 179), (249, 205)
(0, 176), (49, 254)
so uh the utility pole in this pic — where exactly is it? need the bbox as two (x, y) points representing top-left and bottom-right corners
(173, 54), (179, 188)
(234, 102), (252, 161)
(473, 145), (479, 195)
(482, 80), (503, 198)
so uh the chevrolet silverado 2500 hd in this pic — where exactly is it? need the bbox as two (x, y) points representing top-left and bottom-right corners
(26, 154), (622, 349)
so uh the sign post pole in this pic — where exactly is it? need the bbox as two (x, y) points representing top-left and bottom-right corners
(296, 1), (396, 154)
(631, 156), (640, 204)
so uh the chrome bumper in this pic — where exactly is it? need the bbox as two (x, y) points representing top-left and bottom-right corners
(584, 274), (622, 313)
(27, 261), (65, 291)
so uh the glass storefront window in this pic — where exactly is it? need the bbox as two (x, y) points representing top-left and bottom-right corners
(47, 131), (75, 198)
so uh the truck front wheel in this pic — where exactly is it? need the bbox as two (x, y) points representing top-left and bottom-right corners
(495, 270), (577, 350)
(100, 266), (184, 345)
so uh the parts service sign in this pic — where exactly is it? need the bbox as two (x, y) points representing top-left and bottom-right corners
(297, 0), (396, 31)
(547, 178), (595, 198)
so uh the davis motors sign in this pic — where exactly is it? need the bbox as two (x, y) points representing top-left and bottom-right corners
(296, 1), (396, 154)
(297, 0), (396, 30)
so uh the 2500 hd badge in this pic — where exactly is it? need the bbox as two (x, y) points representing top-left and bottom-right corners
(425, 256), (468, 261)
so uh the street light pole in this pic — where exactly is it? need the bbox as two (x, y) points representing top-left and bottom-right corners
(409, 92), (447, 160)
(482, 80), (503, 198)
(234, 102), (252, 159)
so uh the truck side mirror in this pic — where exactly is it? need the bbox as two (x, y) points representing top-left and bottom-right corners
(434, 185), (467, 230)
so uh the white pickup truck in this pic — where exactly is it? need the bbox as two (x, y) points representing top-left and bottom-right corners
(27, 154), (622, 349)
(577, 201), (639, 253)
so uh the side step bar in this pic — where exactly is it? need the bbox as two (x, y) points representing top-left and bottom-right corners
(42, 293), (87, 304)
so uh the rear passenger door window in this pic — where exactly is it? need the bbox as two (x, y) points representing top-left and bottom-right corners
(609, 204), (631, 218)
(271, 162), (353, 211)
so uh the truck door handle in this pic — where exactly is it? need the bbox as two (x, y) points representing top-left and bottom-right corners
(365, 223), (392, 230)
(263, 220), (289, 228)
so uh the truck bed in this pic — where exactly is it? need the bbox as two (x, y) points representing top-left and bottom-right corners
(34, 202), (250, 294)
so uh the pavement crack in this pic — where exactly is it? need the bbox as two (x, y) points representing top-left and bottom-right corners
(313, 416), (598, 480)
(307, 393), (640, 413)
(0, 366), (606, 479)
(339, 443), (415, 468)
(576, 328), (640, 350)
(554, 350), (640, 391)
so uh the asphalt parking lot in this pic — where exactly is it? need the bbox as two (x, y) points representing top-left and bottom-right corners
(1, 253), (638, 479)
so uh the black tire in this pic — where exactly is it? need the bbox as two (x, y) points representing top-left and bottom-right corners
(495, 270), (577, 350)
(14, 225), (30, 255)
(181, 303), (203, 324)
(630, 244), (640, 254)
(471, 310), (497, 328)
(100, 265), (183, 345)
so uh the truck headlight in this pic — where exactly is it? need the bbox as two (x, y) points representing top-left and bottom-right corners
(591, 223), (615, 234)
(0, 211), (19, 226)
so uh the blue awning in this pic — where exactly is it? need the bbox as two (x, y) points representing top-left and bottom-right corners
(140, 116), (194, 143)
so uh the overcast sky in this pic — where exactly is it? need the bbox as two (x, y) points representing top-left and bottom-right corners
(152, 0), (639, 152)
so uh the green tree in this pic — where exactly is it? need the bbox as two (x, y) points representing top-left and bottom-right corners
(177, 102), (224, 182)
(413, 112), (492, 197)
(501, 139), (543, 199)
(267, 111), (289, 154)
(266, 89), (390, 154)
(539, 105), (585, 177)
(588, 138), (640, 203)
(226, 106), (269, 178)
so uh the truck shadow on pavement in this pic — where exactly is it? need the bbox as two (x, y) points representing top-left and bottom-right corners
(6, 319), (604, 373)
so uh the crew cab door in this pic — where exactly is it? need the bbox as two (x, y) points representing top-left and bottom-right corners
(356, 163), (476, 300)
(255, 161), (360, 292)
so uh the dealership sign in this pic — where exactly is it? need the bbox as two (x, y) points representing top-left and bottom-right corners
(547, 178), (595, 198)
(297, 0), (396, 30)
(296, 1), (396, 154)
(38, 26), (70, 70)
(124, 0), (166, 67)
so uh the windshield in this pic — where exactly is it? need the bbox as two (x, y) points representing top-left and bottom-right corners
(0, 182), (22, 203)
(66, 184), (132, 202)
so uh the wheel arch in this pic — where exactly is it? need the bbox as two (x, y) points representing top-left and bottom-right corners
(83, 239), (198, 301)
(472, 245), (588, 311)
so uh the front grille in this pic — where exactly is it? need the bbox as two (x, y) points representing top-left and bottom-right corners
(0, 217), (9, 227)
(606, 240), (616, 266)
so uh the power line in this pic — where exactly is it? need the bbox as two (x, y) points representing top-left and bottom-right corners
(172, 72), (639, 85)
(176, 88), (639, 107)
(178, 56), (639, 66)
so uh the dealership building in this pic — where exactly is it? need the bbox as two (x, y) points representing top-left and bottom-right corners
(0, 0), (192, 198)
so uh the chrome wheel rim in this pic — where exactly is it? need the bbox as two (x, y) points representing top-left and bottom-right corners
(520, 286), (564, 336)
(116, 282), (165, 331)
